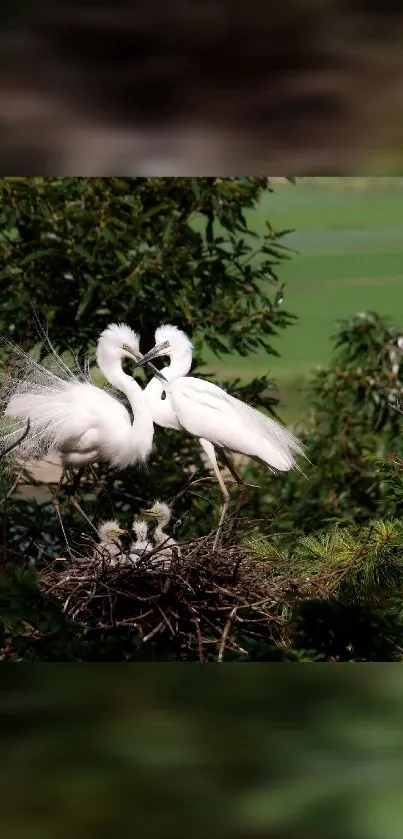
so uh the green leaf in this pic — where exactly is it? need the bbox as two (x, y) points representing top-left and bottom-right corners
(75, 276), (98, 320)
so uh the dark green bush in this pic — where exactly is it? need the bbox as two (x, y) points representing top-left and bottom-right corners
(242, 312), (403, 534)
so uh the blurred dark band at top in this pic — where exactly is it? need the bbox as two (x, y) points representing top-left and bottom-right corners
(1, 1), (403, 175)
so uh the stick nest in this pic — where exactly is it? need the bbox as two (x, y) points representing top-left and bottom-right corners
(39, 526), (299, 661)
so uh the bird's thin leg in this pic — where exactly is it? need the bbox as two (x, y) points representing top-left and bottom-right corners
(220, 452), (252, 540)
(88, 464), (98, 484)
(68, 466), (85, 496)
(220, 450), (251, 512)
(220, 451), (244, 487)
(220, 451), (260, 491)
(199, 438), (230, 550)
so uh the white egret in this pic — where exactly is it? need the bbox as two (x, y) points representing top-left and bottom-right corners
(143, 500), (180, 570)
(129, 519), (152, 565)
(96, 519), (125, 567)
(1, 324), (169, 471)
(142, 325), (305, 547)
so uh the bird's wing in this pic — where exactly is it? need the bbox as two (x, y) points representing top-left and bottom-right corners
(3, 381), (129, 458)
(170, 377), (304, 471)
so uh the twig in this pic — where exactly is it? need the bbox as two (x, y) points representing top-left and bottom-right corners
(193, 617), (204, 662)
(218, 606), (238, 662)
(231, 555), (243, 584)
(68, 495), (99, 536)
(155, 602), (176, 636)
(143, 621), (165, 643)
(211, 584), (249, 603)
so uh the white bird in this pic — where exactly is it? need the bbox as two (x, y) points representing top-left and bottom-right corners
(96, 519), (125, 568)
(1, 324), (169, 471)
(143, 500), (180, 570)
(142, 324), (305, 547)
(129, 519), (153, 565)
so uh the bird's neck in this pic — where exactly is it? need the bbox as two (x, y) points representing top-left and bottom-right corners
(155, 522), (168, 544)
(102, 539), (120, 553)
(100, 360), (154, 460)
(99, 359), (135, 397)
(143, 349), (192, 414)
(152, 348), (192, 386)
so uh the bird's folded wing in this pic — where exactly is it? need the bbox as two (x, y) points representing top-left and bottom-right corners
(171, 379), (304, 470)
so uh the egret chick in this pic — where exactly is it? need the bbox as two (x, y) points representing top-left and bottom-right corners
(143, 500), (180, 570)
(129, 519), (152, 565)
(96, 520), (125, 568)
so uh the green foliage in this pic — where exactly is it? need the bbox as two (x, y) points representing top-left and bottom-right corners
(247, 511), (403, 661)
(0, 461), (14, 498)
(374, 455), (403, 518)
(290, 518), (403, 608)
(0, 176), (294, 359)
(291, 598), (403, 662)
(0, 564), (59, 634)
(244, 312), (403, 534)
(0, 565), (74, 661)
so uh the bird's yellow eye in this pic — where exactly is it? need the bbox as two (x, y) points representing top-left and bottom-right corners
(122, 343), (140, 358)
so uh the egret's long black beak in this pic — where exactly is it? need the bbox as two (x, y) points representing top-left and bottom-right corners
(137, 358), (167, 383)
(126, 340), (170, 383)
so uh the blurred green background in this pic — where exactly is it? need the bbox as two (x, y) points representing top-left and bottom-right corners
(2, 667), (403, 839)
(204, 177), (403, 424)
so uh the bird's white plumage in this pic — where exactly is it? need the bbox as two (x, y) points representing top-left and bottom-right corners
(168, 377), (303, 471)
(98, 519), (123, 543)
(154, 324), (193, 360)
(144, 324), (304, 472)
(147, 500), (172, 522)
(97, 519), (124, 567)
(6, 382), (131, 460)
(129, 519), (153, 565)
(143, 499), (180, 569)
(100, 322), (140, 351)
(143, 323), (305, 548)
(1, 323), (156, 470)
(132, 520), (149, 542)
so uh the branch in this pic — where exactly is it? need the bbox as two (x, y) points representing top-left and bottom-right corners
(218, 606), (238, 662)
